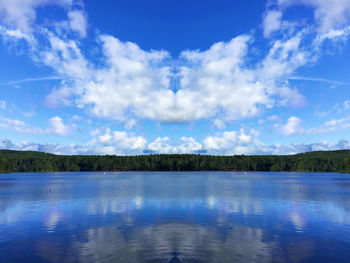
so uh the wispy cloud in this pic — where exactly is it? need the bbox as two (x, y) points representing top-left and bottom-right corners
(0, 115), (43, 134)
(288, 76), (349, 86)
(275, 116), (350, 136)
(0, 115), (75, 136)
(0, 76), (62, 86)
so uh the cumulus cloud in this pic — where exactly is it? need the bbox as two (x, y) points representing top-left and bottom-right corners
(179, 36), (272, 121)
(3, 1), (348, 126)
(2, 136), (349, 156)
(67, 35), (172, 121)
(148, 137), (172, 153)
(204, 129), (255, 153)
(98, 129), (147, 150)
(176, 137), (203, 153)
(92, 130), (203, 154)
(204, 127), (350, 155)
(178, 33), (310, 122)
(1, 2), (317, 125)
(277, 116), (304, 136)
(46, 116), (74, 136)
(38, 33), (308, 123)
(148, 136), (203, 154)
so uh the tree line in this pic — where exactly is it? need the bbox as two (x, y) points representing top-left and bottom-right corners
(0, 149), (350, 173)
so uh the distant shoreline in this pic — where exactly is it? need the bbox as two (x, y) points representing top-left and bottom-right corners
(1, 149), (350, 173)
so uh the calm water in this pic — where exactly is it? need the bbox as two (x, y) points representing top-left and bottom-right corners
(1, 172), (350, 263)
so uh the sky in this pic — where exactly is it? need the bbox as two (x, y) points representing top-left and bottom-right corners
(0, 0), (350, 155)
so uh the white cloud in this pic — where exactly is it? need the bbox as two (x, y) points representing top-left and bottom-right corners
(315, 110), (328, 118)
(308, 116), (350, 134)
(204, 130), (350, 155)
(0, 0), (73, 33)
(314, 26), (350, 46)
(256, 139), (350, 155)
(3, 5), (344, 125)
(67, 10), (87, 38)
(344, 100), (350, 110)
(148, 137), (173, 153)
(277, 116), (304, 136)
(0, 100), (6, 110)
(0, 25), (34, 42)
(0, 115), (74, 137)
(0, 101), (36, 118)
(0, 75), (61, 86)
(179, 34), (309, 122)
(90, 128), (100, 137)
(263, 10), (283, 37)
(260, 32), (311, 79)
(275, 115), (350, 136)
(204, 129), (253, 151)
(176, 137), (203, 153)
(70, 35), (172, 121)
(278, 0), (350, 32)
(125, 119), (136, 129)
(277, 87), (306, 108)
(38, 33), (89, 79)
(44, 85), (75, 108)
(0, 138), (94, 155)
(46, 116), (74, 136)
(267, 115), (280, 121)
(0, 0), (349, 141)
(147, 136), (203, 153)
(98, 129), (146, 150)
(214, 119), (226, 129)
(0, 115), (42, 134)
(96, 133), (203, 154)
(0, 135), (349, 156)
(70, 115), (83, 122)
(5, 26), (311, 123)
(180, 36), (269, 121)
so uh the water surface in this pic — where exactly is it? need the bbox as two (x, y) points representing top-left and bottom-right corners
(1, 172), (350, 262)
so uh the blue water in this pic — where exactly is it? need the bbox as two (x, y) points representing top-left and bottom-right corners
(0, 172), (350, 263)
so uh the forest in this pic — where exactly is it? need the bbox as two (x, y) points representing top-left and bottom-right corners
(0, 149), (350, 173)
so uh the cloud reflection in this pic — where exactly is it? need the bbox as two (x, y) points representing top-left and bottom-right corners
(1, 172), (350, 262)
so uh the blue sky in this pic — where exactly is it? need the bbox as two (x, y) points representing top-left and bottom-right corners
(0, 0), (350, 155)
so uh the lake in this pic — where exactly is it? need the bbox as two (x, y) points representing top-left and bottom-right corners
(0, 172), (350, 263)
